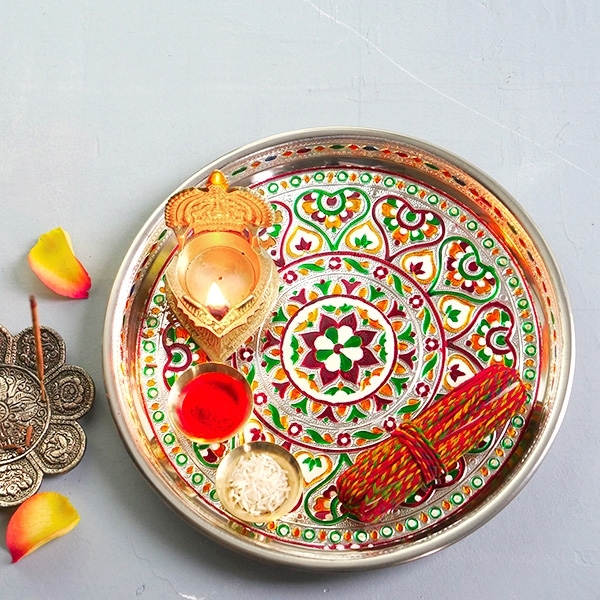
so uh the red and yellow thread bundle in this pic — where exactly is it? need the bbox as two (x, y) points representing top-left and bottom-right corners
(337, 364), (528, 522)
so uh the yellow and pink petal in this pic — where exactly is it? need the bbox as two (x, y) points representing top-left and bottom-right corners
(6, 492), (80, 562)
(28, 228), (91, 299)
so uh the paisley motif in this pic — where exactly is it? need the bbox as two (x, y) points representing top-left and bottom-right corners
(285, 225), (324, 259)
(294, 187), (370, 250)
(377, 194), (444, 253)
(429, 236), (499, 303)
(303, 454), (351, 524)
(442, 353), (478, 390)
(449, 302), (518, 369)
(295, 450), (334, 485)
(437, 295), (476, 334)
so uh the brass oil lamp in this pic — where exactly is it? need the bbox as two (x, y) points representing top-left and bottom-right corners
(164, 171), (280, 362)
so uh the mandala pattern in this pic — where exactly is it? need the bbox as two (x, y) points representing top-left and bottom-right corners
(0, 325), (94, 506)
(136, 166), (541, 551)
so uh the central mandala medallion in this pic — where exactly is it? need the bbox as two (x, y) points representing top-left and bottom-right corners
(250, 253), (446, 451)
(281, 297), (397, 404)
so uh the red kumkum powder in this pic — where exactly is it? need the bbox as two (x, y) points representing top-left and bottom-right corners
(175, 371), (251, 443)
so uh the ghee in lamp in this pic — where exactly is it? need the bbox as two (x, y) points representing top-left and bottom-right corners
(168, 364), (253, 444)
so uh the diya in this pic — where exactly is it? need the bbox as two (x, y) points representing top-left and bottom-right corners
(164, 171), (280, 362)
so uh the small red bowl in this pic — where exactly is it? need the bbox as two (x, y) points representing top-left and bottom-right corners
(167, 363), (253, 444)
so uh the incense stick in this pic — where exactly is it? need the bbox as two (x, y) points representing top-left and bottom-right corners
(29, 295), (46, 399)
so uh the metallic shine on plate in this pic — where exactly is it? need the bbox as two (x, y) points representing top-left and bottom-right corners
(103, 128), (574, 570)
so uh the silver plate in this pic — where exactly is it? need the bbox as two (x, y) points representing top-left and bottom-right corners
(103, 128), (574, 570)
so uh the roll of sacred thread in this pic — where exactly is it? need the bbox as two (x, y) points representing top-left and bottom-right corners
(337, 364), (528, 522)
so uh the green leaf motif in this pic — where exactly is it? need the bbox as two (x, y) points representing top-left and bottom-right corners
(290, 397), (309, 414)
(352, 430), (384, 441)
(290, 336), (300, 365)
(343, 257), (370, 274)
(324, 385), (354, 396)
(391, 274), (405, 296)
(268, 223), (282, 238)
(246, 364), (256, 385)
(378, 332), (388, 362)
(421, 307), (432, 334)
(305, 429), (333, 445)
(340, 354), (352, 371)
(421, 353), (438, 377)
(316, 349), (334, 362)
(272, 307), (288, 323)
(397, 323), (414, 343)
(302, 456), (323, 471)
(325, 327), (338, 343)
(268, 403), (285, 430)
(445, 305), (461, 323)
(298, 262), (326, 272)
(263, 354), (280, 373)
(345, 335), (362, 348)
(353, 234), (373, 248)
(314, 280), (332, 295)
(346, 405), (368, 421)
(397, 402), (421, 415)
(390, 376), (409, 395)
(368, 285), (386, 301)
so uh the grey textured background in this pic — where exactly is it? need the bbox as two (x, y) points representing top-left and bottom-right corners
(0, 1), (597, 598)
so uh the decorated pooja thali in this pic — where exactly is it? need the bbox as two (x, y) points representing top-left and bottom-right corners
(103, 128), (574, 570)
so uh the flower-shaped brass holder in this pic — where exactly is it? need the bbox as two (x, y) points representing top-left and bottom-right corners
(164, 171), (280, 362)
(0, 324), (94, 506)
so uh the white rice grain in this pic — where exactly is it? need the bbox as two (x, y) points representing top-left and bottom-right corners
(228, 453), (291, 516)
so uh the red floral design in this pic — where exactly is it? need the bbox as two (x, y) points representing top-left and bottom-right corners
(337, 432), (352, 447)
(409, 295), (424, 309)
(254, 392), (268, 405)
(288, 422), (302, 436)
(415, 382), (430, 397)
(313, 485), (338, 520)
(283, 271), (299, 284)
(300, 313), (379, 387)
(383, 416), (397, 432)
(374, 266), (389, 279)
(238, 346), (254, 362)
(328, 257), (342, 270)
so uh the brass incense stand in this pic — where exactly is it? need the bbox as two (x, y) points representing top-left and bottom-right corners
(164, 171), (280, 362)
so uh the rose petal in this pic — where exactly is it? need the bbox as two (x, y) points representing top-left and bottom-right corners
(28, 228), (91, 298)
(6, 492), (80, 562)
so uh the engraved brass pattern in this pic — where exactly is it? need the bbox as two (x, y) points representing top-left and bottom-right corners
(0, 324), (94, 506)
